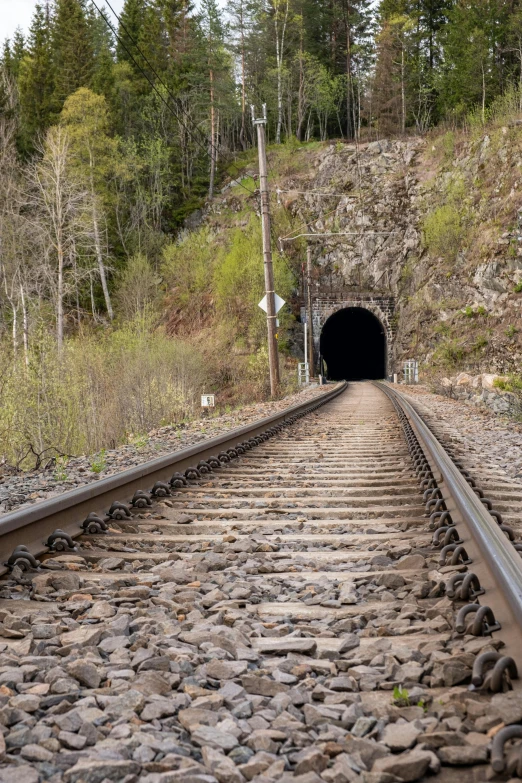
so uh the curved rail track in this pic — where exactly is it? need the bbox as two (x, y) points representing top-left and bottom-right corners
(1, 381), (522, 782)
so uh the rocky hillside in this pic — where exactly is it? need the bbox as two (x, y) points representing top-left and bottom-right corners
(279, 132), (522, 379)
(181, 119), (522, 406)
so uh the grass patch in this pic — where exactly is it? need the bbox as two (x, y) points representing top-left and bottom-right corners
(433, 338), (466, 368)
(423, 204), (463, 263)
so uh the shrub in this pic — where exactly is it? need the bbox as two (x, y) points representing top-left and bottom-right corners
(493, 375), (522, 392)
(115, 253), (160, 320)
(433, 338), (465, 368)
(162, 227), (219, 306)
(0, 321), (206, 469)
(213, 216), (294, 346)
(442, 131), (455, 160)
(423, 204), (463, 263)
(473, 334), (488, 351)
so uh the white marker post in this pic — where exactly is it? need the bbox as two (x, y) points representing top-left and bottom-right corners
(201, 395), (215, 416)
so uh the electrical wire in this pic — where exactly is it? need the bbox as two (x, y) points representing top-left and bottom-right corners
(280, 231), (397, 242)
(276, 188), (359, 198)
(92, 0), (256, 197)
(278, 204), (344, 242)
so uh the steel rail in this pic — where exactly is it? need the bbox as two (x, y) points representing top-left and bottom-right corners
(0, 383), (347, 574)
(378, 381), (522, 659)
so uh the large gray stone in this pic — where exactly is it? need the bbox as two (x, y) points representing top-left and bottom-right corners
(64, 760), (141, 782)
(191, 725), (239, 751)
(381, 721), (421, 751)
(372, 750), (433, 781)
(206, 660), (248, 680)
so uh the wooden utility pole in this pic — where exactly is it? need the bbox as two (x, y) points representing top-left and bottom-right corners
(253, 104), (280, 396)
(306, 239), (315, 376)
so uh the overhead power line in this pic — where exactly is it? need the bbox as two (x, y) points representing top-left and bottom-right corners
(280, 231), (397, 242)
(277, 188), (359, 199)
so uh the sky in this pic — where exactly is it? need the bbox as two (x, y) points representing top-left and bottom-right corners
(0, 0), (125, 43)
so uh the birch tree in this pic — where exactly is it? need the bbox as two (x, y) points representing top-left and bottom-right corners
(273, 0), (290, 143)
(27, 126), (88, 350)
(60, 87), (118, 318)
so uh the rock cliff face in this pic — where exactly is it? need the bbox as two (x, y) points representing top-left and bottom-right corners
(283, 129), (522, 379)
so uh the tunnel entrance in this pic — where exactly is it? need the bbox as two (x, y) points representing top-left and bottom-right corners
(320, 307), (386, 381)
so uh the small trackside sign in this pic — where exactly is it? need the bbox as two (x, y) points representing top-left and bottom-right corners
(201, 395), (215, 407)
(258, 293), (285, 314)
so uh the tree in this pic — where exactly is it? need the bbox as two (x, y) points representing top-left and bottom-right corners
(273, 0), (291, 143)
(230, 0), (256, 148)
(18, 3), (55, 148)
(27, 126), (89, 350)
(200, 0), (227, 198)
(116, 0), (148, 75)
(88, 4), (116, 98)
(506, 7), (522, 110)
(53, 0), (95, 109)
(61, 88), (119, 319)
(2, 29), (26, 80)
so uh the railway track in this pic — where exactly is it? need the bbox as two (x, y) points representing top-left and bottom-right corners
(1, 382), (522, 782)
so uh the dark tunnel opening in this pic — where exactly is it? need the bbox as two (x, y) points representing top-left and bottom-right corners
(320, 307), (386, 381)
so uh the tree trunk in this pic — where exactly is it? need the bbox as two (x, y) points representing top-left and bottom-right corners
(20, 283), (29, 366)
(297, 18), (305, 141)
(401, 47), (406, 135)
(239, 1), (247, 151)
(345, 0), (353, 140)
(91, 174), (113, 319)
(209, 67), (216, 199)
(482, 61), (486, 124)
(275, 0), (289, 144)
(518, 41), (522, 111)
(57, 227), (64, 352)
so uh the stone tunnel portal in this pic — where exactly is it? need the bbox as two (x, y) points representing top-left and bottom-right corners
(320, 307), (387, 381)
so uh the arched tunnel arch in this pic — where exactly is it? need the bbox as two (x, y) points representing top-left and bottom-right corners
(320, 307), (387, 381)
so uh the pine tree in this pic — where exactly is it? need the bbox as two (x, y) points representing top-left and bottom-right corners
(439, 0), (507, 121)
(200, 0), (227, 197)
(137, 1), (169, 81)
(87, 5), (116, 99)
(158, 0), (195, 72)
(1, 40), (14, 76)
(53, 0), (95, 108)
(18, 3), (55, 149)
(116, 0), (148, 71)
(10, 29), (26, 79)
(229, 0), (256, 148)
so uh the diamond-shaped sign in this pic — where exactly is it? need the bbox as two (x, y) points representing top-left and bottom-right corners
(258, 293), (285, 314)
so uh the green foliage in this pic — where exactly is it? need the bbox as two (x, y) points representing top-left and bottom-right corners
(392, 686), (410, 707)
(462, 305), (487, 318)
(90, 449), (107, 473)
(506, 325), (518, 338)
(442, 131), (455, 160)
(115, 253), (160, 320)
(423, 204), (463, 263)
(433, 338), (465, 368)
(515, 282), (522, 293)
(53, 0), (95, 108)
(54, 456), (69, 481)
(0, 323), (207, 469)
(162, 227), (218, 307)
(131, 433), (149, 449)
(213, 216), (294, 345)
(493, 375), (522, 392)
(473, 334), (488, 351)
(434, 322), (451, 336)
